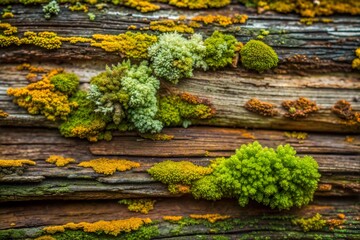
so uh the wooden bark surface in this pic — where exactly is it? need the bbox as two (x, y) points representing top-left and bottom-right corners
(0, 127), (358, 202)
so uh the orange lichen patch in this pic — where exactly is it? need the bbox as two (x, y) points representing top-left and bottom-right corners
(140, 133), (174, 141)
(163, 216), (183, 222)
(0, 159), (36, 167)
(26, 73), (38, 81)
(43, 218), (152, 236)
(0, 109), (9, 118)
(327, 219), (345, 230)
(17, 63), (47, 73)
(317, 184), (332, 192)
(332, 100), (360, 123)
(34, 236), (56, 240)
(46, 155), (76, 167)
(345, 136), (355, 143)
(0, 22), (17, 35)
(282, 97), (319, 119)
(284, 131), (308, 140)
(78, 158), (140, 175)
(91, 32), (157, 59)
(124, 0), (160, 12)
(241, 131), (256, 139)
(189, 214), (230, 223)
(7, 69), (78, 121)
(149, 19), (195, 33)
(169, 184), (191, 194)
(248, 0), (360, 17)
(244, 98), (279, 117)
(337, 213), (346, 220)
(192, 14), (248, 27)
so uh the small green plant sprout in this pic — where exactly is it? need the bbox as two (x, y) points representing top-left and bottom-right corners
(240, 39), (278, 72)
(43, 0), (60, 20)
(148, 32), (207, 84)
(88, 12), (96, 21)
(204, 30), (239, 69)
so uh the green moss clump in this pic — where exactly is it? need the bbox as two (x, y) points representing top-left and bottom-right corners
(148, 32), (207, 84)
(43, 0), (60, 19)
(240, 40), (278, 72)
(148, 160), (213, 193)
(292, 213), (327, 232)
(156, 95), (215, 128)
(59, 90), (110, 142)
(50, 72), (80, 95)
(204, 31), (238, 69)
(195, 141), (320, 210)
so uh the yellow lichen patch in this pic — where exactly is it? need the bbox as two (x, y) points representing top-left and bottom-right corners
(149, 19), (195, 33)
(300, 18), (333, 25)
(284, 131), (308, 140)
(7, 69), (78, 121)
(189, 214), (231, 223)
(247, 0), (360, 17)
(69, 3), (89, 12)
(43, 218), (152, 236)
(140, 133), (174, 141)
(124, 0), (160, 12)
(192, 14), (248, 27)
(0, 159), (36, 167)
(21, 31), (62, 50)
(17, 63), (47, 73)
(78, 158), (140, 175)
(34, 236), (56, 240)
(0, 109), (9, 118)
(59, 36), (95, 44)
(163, 216), (183, 222)
(118, 199), (156, 214)
(2, 12), (14, 19)
(46, 155), (76, 167)
(0, 22), (17, 35)
(352, 47), (360, 70)
(91, 32), (157, 59)
(165, 0), (231, 9)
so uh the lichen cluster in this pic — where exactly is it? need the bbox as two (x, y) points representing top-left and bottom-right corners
(118, 199), (156, 214)
(282, 97), (319, 119)
(0, 109), (9, 118)
(46, 155), (76, 167)
(239, 0), (360, 17)
(189, 214), (230, 223)
(43, 217), (152, 236)
(148, 141), (320, 210)
(244, 98), (279, 117)
(352, 47), (360, 70)
(292, 213), (327, 232)
(78, 158), (140, 175)
(331, 100), (360, 124)
(0, 159), (36, 167)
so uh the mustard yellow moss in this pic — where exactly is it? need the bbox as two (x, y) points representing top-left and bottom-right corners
(284, 131), (308, 140)
(192, 14), (248, 26)
(78, 158), (140, 175)
(0, 22), (17, 35)
(91, 32), (157, 59)
(2, 12), (14, 18)
(149, 19), (195, 33)
(34, 236), (56, 240)
(43, 218), (152, 236)
(240, 0), (360, 17)
(7, 69), (78, 121)
(0, 109), (9, 118)
(0, 159), (36, 167)
(46, 155), (76, 167)
(165, 0), (231, 9)
(352, 47), (360, 70)
(189, 214), (231, 223)
(118, 199), (156, 214)
(163, 216), (183, 222)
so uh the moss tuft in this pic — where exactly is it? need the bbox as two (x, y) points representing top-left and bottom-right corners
(50, 72), (80, 95)
(240, 40), (278, 72)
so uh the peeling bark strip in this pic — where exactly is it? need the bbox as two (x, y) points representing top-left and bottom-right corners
(1, 64), (359, 133)
(0, 127), (358, 201)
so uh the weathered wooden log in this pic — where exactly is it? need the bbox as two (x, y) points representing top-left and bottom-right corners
(0, 127), (358, 202)
(1, 63), (360, 133)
